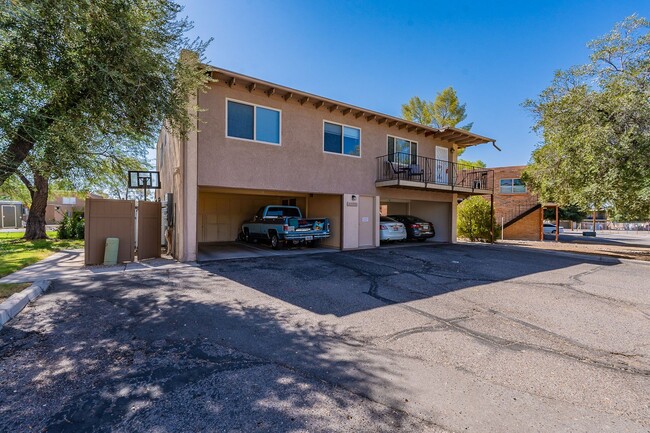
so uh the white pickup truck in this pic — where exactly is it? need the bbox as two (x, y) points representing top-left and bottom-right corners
(240, 205), (331, 249)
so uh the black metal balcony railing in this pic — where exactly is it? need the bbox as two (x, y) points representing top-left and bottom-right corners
(376, 152), (494, 193)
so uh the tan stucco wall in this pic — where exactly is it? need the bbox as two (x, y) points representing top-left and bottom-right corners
(161, 75), (482, 259)
(155, 113), (199, 261)
(197, 190), (307, 243)
(307, 194), (342, 248)
(196, 82), (456, 196)
(410, 201), (452, 242)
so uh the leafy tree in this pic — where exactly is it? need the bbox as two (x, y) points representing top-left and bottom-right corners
(402, 87), (472, 130)
(16, 132), (151, 239)
(523, 15), (650, 220)
(430, 87), (473, 130)
(0, 0), (211, 187)
(457, 196), (500, 242)
(543, 205), (587, 223)
(401, 96), (433, 126)
(0, 173), (30, 204)
(402, 86), (482, 165)
(0, 0), (211, 239)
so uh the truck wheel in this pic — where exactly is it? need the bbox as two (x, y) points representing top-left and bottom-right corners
(243, 229), (251, 242)
(270, 234), (282, 250)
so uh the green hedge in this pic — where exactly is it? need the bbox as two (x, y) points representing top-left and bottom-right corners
(457, 196), (500, 242)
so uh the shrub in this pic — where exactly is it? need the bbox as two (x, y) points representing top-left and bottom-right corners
(74, 219), (85, 240)
(57, 214), (71, 239)
(56, 211), (85, 240)
(457, 196), (501, 242)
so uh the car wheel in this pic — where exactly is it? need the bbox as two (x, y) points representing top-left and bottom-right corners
(243, 229), (251, 242)
(270, 234), (281, 250)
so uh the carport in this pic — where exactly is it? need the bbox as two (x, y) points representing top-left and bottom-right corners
(197, 187), (342, 260)
(380, 198), (452, 242)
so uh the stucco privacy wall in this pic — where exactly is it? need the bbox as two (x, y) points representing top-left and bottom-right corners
(196, 81), (456, 195)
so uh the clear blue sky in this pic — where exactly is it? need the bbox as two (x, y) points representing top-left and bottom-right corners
(178, 0), (649, 167)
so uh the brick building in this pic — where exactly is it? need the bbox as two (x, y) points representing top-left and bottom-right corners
(486, 166), (543, 241)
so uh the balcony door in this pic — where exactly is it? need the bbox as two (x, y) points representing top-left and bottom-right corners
(435, 146), (449, 184)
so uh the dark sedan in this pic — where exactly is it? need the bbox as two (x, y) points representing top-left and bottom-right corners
(388, 215), (435, 241)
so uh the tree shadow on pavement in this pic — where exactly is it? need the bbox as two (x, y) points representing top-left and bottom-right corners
(0, 268), (433, 433)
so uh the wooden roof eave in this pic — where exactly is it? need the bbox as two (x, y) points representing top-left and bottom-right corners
(207, 67), (495, 147)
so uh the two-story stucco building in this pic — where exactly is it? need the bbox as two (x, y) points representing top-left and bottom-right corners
(157, 66), (496, 261)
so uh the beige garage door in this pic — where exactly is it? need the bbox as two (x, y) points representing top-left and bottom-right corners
(199, 192), (306, 243)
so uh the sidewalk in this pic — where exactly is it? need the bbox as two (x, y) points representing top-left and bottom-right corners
(0, 249), (192, 284)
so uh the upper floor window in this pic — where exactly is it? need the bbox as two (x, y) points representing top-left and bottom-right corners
(323, 121), (361, 157)
(62, 197), (76, 205)
(227, 99), (281, 145)
(500, 178), (526, 193)
(387, 135), (417, 164)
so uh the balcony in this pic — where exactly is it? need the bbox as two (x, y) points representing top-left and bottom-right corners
(376, 153), (494, 195)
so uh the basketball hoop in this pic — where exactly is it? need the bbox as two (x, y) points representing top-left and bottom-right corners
(128, 171), (161, 201)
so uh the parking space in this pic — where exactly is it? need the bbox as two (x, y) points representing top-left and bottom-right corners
(2, 244), (648, 432)
(198, 240), (337, 261)
(380, 198), (452, 242)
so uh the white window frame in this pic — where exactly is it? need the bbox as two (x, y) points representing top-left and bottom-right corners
(387, 134), (418, 165)
(322, 120), (362, 158)
(499, 178), (527, 194)
(62, 197), (76, 205)
(225, 97), (282, 146)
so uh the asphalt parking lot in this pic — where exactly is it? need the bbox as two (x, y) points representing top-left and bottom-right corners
(1, 244), (649, 432)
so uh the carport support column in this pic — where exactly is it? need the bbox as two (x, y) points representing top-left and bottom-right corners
(451, 193), (458, 243)
(490, 193), (495, 243)
(181, 94), (199, 262)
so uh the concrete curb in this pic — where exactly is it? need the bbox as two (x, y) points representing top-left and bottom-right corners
(0, 280), (50, 329)
(476, 241), (650, 266)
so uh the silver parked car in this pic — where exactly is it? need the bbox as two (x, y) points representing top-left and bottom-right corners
(543, 223), (563, 234)
(379, 216), (407, 242)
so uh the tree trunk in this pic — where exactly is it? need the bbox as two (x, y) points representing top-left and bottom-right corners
(0, 103), (55, 187)
(0, 136), (34, 187)
(24, 173), (49, 240)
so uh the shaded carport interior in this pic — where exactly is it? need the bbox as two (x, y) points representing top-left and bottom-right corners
(197, 187), (342, 260)
(380, 199), (452, 242)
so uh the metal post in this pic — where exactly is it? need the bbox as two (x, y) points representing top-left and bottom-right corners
(490, 193), (495, 243)
(501, 217), (504, 241)
(555, 205), (559, 242)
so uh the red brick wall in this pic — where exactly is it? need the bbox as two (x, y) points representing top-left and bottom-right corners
(503, 207), (542, 241)
(486, 166), (541, 241)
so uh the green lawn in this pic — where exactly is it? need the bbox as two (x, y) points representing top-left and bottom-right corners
(0, 231), (84, 279)
(0, 282), (31, 302)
